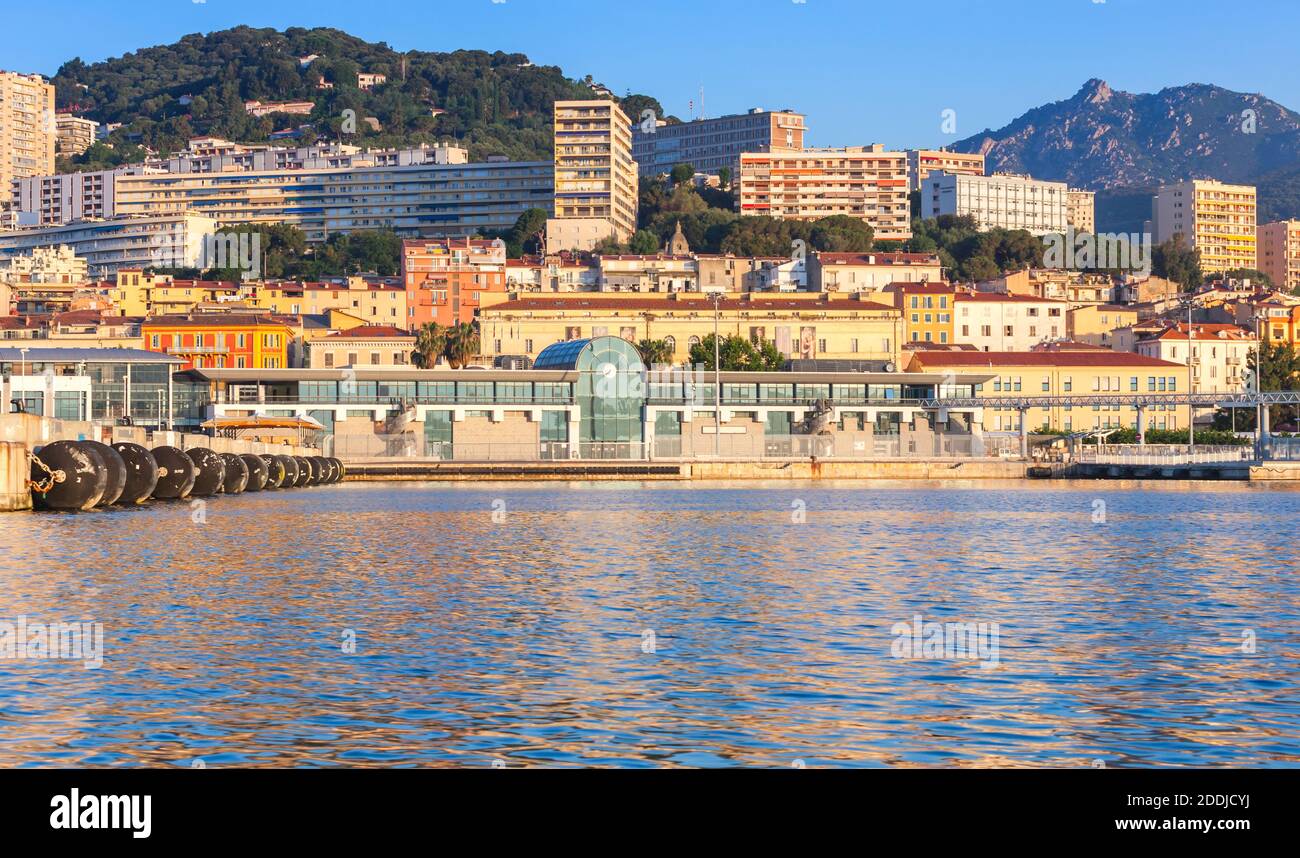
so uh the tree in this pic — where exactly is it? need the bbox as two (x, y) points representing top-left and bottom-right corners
(809, 215), (873, 253)
(628, 230), (660, 254)
(670, 163), (695, 186)
(718, 167), (732, 190)
(1216, 268), (1272, 288)
(443, 322), (481, 369)
(1153, 234), (1202, 290)
(636, 339), (675, 367)
(411, 322), (447, 368)
(689, 334), (784, 371)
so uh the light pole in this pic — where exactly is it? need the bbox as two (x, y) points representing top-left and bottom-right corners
(1187, 298), (1195, 454)
(711, 291), (722, 457)
(19, 347), (29, 377)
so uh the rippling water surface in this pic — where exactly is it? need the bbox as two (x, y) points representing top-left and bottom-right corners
(1, 480), (1297, 768)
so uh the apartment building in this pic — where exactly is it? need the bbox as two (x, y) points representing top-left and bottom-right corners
(142, 313), (296, 370)
(12, 142), (552, 242)
(0, 71), (55, 195)
(55, 115), (99, 156)
(632, 108), (806, 177)
(980, 269), (1116, 305)
(1066, 189), (1096, 234)
(1152, 179), (1257, 274)
(1258, 219), (1300, 294)
(595, 253), (698, 292)
(0, 213), (217, 276)
(402, 237), (508, 327)
(307, 325), (414, 368)
(1067, 304), (1139, 347)
(738, 146), (911, 240)
(807, 251), (944, 293)
(1133, 322), (1257, 394)
(478, 293), (903, 365)
(905, 149), (985, 191)
(256, 277), (408, 325)
(954, 292), (1069, 351)
(548, 99), (639, 252)
(907, 349), (1192, 433)
(883, 281), (957, 345)
(921, 172), (1069, 235)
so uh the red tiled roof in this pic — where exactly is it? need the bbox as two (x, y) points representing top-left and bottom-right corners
(817, 252), (941, 266)
(908, 350), (1185, 368)
(143, 314), (295, 328)
(323, 325), (412, 339)
(882, 280), (954, 293)
(1144, 323), (1255, 342)
(955, 292), (1070, 304)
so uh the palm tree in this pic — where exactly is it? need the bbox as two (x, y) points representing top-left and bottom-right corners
(412, 322), (447, 368)
(637, 339), (675, 368)
(444, 322), (481, 369)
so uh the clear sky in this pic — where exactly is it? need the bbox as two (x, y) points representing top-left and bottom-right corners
(7, 0), (1300, 149)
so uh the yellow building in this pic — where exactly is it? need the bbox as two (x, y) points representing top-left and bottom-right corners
(1152, 179), (1257, 274)
(0, 71), (55, 194)
(254, 277), (408, 324)
(1258, 220), (1300, 294)
(1067, 304), (1139, 347)
(547, 99), (639, 252)
(479, 293), (903, 366)
(55, 114), (98, 156)
(738, 145), (911, 240)
(883, 281), (957, 345)
(907, 349), (1191, 433)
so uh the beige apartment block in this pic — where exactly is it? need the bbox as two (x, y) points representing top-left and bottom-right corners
(1258, 220), (1300, 294)
(738, 145), (911, 240)
(1066, 189), (1096, 234)
(954, 292), (1070, 351)
(905, 149), (985, 191)
(0, 71), (55, 194)
(1067, 304), (1139, 347)
(907, 349), (1192, 433)
(307, 325), (414, 368)
(807, 251), (944, 293)
(1133, 322), (1257, 394)
(55, 114), (99, 156)
(548, 99), (639, 252)
(479, 293), (904, 365)
(1152, 179), (1256, 274)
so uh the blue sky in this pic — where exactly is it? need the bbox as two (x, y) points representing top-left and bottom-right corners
(7, 0), (1300, 149)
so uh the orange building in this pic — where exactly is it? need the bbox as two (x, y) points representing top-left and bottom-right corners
(402, 238), (508, 328)
(142, 314), (295, 369)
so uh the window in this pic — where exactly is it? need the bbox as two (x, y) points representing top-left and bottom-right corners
(324, 353), (334, 368)
(370, 352), (381, 365)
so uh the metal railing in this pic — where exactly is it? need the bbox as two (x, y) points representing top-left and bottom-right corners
(1076, 444), (1255, 465)
(329, 432), (1009, 463)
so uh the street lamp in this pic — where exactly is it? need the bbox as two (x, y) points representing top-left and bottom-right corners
(709, 290), (722, 457)
(1186, 297), (1195, 454)
(19, 347), (29, 377)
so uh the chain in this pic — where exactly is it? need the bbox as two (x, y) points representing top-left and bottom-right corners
(26, 452), (65, 494)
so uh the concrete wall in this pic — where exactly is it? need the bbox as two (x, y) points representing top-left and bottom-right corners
(453, 412), (540, 460)
(0, 441), (30, 511)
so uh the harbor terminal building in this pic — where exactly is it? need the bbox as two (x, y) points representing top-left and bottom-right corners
(181, 337), (999, 459)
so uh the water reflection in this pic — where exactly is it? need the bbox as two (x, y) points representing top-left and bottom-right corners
(0, 480), (1296, 767)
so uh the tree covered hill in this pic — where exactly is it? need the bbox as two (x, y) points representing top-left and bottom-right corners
(52, 26), (664, 168)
